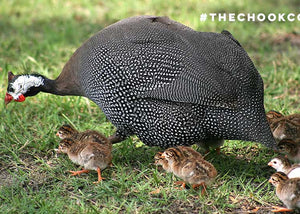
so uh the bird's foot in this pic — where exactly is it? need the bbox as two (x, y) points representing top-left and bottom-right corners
(271, 206), (293, 212)
(93, 167), (105, 184)
(69, 169), (90, 176)
(192, 183), (207, 195)
(249, 207), (260, 213)
(93, 177), (105, 184)
(174, 181), (186, 189)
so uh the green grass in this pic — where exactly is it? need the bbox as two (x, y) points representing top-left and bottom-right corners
(0, 0), (299, 213)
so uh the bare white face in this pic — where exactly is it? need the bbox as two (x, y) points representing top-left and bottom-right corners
(7, 75), (44, 99)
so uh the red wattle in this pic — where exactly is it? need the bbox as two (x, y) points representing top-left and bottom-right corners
(16, 94), (26, 102)
(5, 93), (13, 105)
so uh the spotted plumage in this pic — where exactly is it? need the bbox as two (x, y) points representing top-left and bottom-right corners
(5, 15), (275, 148)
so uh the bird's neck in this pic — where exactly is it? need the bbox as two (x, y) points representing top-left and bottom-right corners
(40, 75), (84, 96)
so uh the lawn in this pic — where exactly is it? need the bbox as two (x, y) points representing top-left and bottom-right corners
(0, 0), (299, 213)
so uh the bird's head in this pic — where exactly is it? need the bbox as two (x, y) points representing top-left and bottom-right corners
(57, 138), (75, 154)
(277, 139), (297, 154)
(268, 172), (288, 187)
(267, 157), (289, 171)
(5, 71), (45, 105)
(56, 124), (78, 139)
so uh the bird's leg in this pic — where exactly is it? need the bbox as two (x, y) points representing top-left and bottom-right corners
(195, 183), (207, 195)
(271, 206), (293, 212)
(215, 147), (221, 154)
(69, 168), (90, 176)
(192, 183), (201, 189)
(249, 207), (260, 212)
(108, 133), (125, 144)
(93, 167), (105, 184)
(174, 181), (186, 189)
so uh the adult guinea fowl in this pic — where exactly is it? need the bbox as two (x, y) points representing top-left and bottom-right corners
(5, 15), (276, 148)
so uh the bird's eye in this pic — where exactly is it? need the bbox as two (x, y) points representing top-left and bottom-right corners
(273, 161), (277, 164)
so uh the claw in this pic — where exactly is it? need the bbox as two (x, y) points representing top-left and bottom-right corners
(69, 169), (90, 176)
(174, 181), (186, 189)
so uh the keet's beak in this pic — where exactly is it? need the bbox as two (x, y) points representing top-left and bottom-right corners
(267, 162), (272, 166)
(56, 132), (59, 136)
(5, 93), (13, 106)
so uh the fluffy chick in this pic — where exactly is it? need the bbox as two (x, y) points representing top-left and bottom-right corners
(154, 152), (172, 173)
(270, 116), (300, 143)
(57, 137), (112, 183)
(266, 110), (284, 125)
(268, 156), (300, 178)
(161, 146), (217, 194)
(56, 124), (107, 144)
(278, 139), (300, 163)
(269, 172), (300, 212)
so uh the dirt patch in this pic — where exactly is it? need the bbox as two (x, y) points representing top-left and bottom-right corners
(0, 169), (15, 187)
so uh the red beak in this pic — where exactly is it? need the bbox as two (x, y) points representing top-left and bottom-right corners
(267, 162), (273, 166)
(5, 93), (13, 106)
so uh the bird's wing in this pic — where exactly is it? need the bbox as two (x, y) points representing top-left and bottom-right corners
(126, 19), (259, 108)
(92, 16), (262, 108)
(140, 59), (240, 108)
(80, 147), (95, 164)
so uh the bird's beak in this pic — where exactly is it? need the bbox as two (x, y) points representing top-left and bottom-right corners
(56, 132), (59, 136)
(4, 93), (13, 106)
(161, 154), (166, 158)
(267, 162), (273, 166)
(268, 179), (272, 183)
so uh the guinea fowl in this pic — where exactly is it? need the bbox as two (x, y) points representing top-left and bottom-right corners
(161, 146), (217, 194)
(5, 15), (276, 148)
(278, 139), (300, 163)
(57, 137), (112, 183)
(154, 146), (203, 172)
(266, 110), (284, 125)
(268, 172), (300, 212)
(270, 115), (300, 143)
(56, 124), (109, 145)
(154, 152), (172, 172)
(268, 156), (300, 178)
